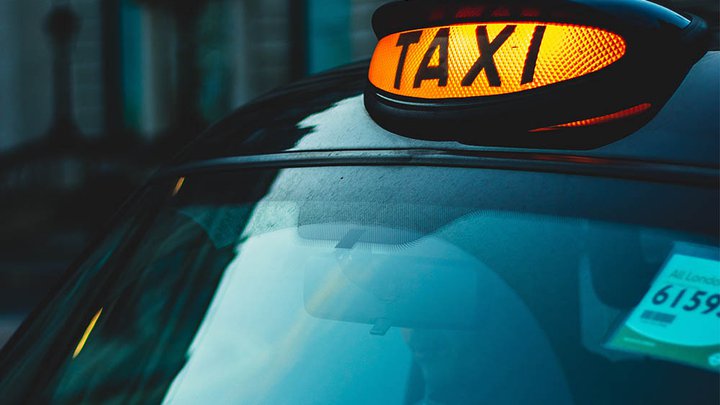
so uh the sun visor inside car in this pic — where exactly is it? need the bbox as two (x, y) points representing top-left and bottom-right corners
(303, 249), (480, 335)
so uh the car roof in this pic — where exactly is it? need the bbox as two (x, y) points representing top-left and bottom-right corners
(171, 51), (719, 172)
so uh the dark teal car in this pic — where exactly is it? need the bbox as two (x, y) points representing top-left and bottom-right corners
(0, 1), (718, 403)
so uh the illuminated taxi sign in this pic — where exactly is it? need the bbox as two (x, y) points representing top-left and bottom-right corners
(369, 23), (626, 99)
(365, 0), (707, 148)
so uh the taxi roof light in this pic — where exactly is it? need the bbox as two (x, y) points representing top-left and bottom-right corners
(364, 0), (709, 149)
(369, 22), (627, 99)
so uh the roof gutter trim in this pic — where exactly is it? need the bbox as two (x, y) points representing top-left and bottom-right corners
(158, 149), (719, 187)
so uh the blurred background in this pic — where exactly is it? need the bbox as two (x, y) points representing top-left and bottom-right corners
(0, 0), (717, 348)
(0, 0), (389, 347)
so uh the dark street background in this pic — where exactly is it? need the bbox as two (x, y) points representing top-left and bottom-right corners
(0, 0), (717, 348)
(0, 0), (388, 347)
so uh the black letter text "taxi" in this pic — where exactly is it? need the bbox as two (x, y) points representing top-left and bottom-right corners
(413, 28), (450, 88)
(462, 25), (515, 87)
(393, 31), (422, 89)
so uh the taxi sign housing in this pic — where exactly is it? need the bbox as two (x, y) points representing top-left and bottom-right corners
(364, 0), (709, 148)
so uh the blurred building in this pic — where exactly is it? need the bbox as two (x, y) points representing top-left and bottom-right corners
(0, 0), (385, 149)
(0, 0), (386, 348)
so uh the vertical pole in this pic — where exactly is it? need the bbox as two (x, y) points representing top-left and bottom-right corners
(173, 1), (206, 138)
(289, 0), (308, 81)
(101, 0), (124, 142)
(45, 5), (80, 144)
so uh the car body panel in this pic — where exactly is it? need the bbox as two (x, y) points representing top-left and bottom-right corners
(172, 52), (719, 171)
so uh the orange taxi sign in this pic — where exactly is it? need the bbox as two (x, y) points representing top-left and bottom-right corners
(369, 22), (626, 99)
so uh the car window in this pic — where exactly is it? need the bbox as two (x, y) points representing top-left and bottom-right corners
(0, 167), (718, 404)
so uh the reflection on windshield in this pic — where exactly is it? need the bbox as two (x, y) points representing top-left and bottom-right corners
(3, 167), (717, 405)
(162, 212), (573, 404)
(163, 227), (412, 404)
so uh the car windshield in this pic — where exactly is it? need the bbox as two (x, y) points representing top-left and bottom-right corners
(0, 166), (718, 404)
